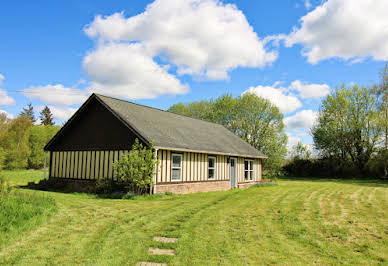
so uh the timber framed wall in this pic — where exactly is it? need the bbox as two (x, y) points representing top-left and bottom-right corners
(49, 150), (129, 180)
(156, 149), (262, 184)
(50, 149), (262, 182)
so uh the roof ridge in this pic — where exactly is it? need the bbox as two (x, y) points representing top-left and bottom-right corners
(94, 93), (225, 128)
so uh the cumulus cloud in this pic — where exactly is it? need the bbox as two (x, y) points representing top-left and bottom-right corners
(289, 80), (330, 98)
(84, 43), (188, 99)
(0, 74), (15, 106)
(284, 109), (318, 130)
(0, 109), (14, 119)
(285, 0), (388, 63)
(243, 85), (302, 113)
(0, 89), (15, 106)
(37, 105), (77, 121)
(22, 84), (88, 106)
(85, 0), (277, 81)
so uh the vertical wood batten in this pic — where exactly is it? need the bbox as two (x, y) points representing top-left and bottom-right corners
(166, 151), (171, 182)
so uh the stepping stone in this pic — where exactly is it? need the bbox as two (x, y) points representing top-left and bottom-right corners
(153, 236), (178, 243)
(136, 262), (167, 266)
(148, 248), (175, 256)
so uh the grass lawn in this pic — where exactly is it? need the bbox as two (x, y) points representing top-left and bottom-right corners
(0, 170), (387, 265)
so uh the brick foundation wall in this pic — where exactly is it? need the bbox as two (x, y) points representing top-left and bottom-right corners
(155, 181), (230, 194)
(238, 182), (258, 189)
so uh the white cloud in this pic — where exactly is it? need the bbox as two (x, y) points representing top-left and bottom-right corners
(0, 74), (15, 106)
(284, 109), (318, 130)
(304, 0), (312, 9)
(85, 0), (277, 81)
(242, 83), (302, 113)
(289, 80), (330, 98)
(0, 109), (14, 119)
(22, 84), (87, 106)
(37, 105), (76, 121)
(0, 89), (15, 106)
(84, 43), (188, 99)
(285, 0), (388, 63)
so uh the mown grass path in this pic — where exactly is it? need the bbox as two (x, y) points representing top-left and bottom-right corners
(0, 172), (387, 265)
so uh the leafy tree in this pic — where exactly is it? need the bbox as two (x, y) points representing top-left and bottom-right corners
(290, 141), (311, 160)
(0, 116), (32, 169)
(0, 147), (5, 170)
(312, 85), (384, 174)
(373, 63), (388, 149)
(19, 103), (36, 123)
(39, 106), (55, 126)
(169, 93), (287, 175)
(28, 125), (60, 169)
(169, 100), (214, 121)
(113, 139), (158, 194)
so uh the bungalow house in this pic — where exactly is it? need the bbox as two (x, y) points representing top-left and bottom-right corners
(44, 94), (267, 194)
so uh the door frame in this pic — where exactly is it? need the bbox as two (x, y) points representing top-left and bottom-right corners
(230, 157), (237, 188)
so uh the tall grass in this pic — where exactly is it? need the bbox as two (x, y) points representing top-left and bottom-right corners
(0, 185), (57, 247)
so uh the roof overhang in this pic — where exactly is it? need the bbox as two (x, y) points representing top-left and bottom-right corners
(154, 146), (268, 159)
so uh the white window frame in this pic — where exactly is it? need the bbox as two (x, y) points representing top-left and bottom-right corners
(171, 153), (183, 181)
(244, 159), (254, 181)
(208, 156), (216, 180)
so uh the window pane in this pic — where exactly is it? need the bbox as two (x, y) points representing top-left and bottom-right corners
(245, 170), (249, 180)
(245, 160), (248, 170)
(208, 157), (215, 168)
(208, 169), (215, 179)
(249, 161), (253, 171)
(172, 169), (181, 180)
(172, 155), (181, 168)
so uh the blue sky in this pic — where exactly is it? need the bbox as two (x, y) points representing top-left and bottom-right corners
(0, 0), (387, 149)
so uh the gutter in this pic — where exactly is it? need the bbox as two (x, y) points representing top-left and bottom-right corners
(153, 146), (267, 159)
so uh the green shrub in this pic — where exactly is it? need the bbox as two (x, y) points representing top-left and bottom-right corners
(368, 150), (388, 179)
(114, 139), (158, 195)
(0, 191), (57, 246)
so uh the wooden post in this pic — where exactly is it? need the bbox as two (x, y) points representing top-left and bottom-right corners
(152, 148), (158, 195)
(43, 151), (47, 180)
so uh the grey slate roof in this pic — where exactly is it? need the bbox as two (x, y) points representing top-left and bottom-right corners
(96, 94), (266, 158)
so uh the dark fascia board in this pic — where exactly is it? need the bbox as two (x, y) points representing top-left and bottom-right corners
(44, 93), (150, 151)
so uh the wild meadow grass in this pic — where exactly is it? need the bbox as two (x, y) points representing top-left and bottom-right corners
(0, 170), (387, 265)
(0, 191), (57, 247)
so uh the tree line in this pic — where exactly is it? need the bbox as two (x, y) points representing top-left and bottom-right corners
(169, 64), (388, 179)
(0, 105), (60, 170)
(285, 65), (387, 178)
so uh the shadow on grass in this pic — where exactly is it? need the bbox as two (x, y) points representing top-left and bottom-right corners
(17, 184), (174, 201)
(278, 176), (388, 188)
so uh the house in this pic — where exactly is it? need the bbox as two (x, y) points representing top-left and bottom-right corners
(44, 93), (267, 194)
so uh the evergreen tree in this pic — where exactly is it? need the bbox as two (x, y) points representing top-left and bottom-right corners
(39, 106), (55, 126)
(19, 103), (36, 123)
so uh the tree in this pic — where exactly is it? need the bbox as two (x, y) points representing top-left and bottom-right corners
(373, 63), (388, 149)
(28, 125), (60, 169)
(312, 85), (384, 174)
(233, 93), (287, 175)
(168, 93), (287, 175)
(0, 116), (32, 169)
(19, 103), (36, 123)
(39, 106), (55, 126)
(113, 139), (157, 194)
(290, 141), (311, 160)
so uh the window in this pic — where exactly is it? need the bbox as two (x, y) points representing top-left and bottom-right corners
(171, 153), (182, 181)
(244, 159), (254, 181)
(208, 156), (216, 179)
